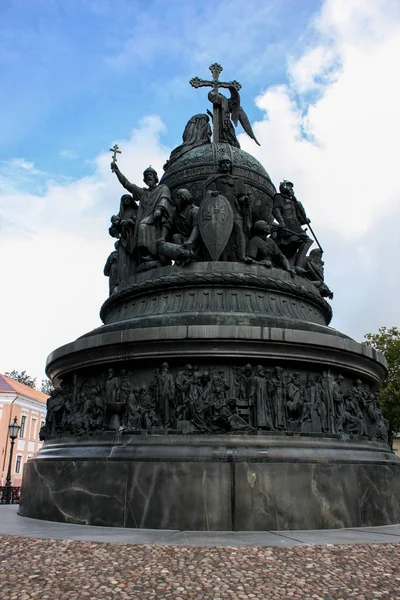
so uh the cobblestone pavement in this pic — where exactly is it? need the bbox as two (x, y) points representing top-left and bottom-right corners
(1, 535), (400, 599)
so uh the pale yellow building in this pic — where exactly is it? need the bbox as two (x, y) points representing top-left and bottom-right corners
(393, 437), (400, 457)
(0, 374), (48, 487)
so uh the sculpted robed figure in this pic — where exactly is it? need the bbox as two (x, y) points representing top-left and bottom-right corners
(111, 159), (173, 273)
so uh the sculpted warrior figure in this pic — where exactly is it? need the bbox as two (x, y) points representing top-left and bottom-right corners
(172, 189), (200, 251)
(272, 180), (313, 267)
(296, 249), (333, 299)
(246, 221), (295, 275)
(205, 156), (249, 261)
(158, 188), (201, 265)
(111, 161), (174, 271)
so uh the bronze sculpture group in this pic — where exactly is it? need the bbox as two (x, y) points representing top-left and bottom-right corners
(106, 155), (332, 298)
(27, 64), (396, 535)
(40, 62), (377, 444)
(104, 63), (332, 298)
(41, 362), (388, 444)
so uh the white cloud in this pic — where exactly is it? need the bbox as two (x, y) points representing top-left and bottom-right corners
(288, 46), (339, 93)
(13, 159), (35, 171)
(238, 0), (400, 339)
(0, 116), (170, 381)
(59, 150), (78, 159)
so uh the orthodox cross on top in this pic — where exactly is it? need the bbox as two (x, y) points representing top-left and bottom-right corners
(109, 144), (121, 162)
(190, 63), (242, 144)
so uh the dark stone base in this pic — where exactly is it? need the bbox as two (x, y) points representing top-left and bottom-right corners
(19, 434), (400, 530)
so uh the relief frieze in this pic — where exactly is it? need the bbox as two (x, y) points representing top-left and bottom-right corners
(40, 362), (389, 445)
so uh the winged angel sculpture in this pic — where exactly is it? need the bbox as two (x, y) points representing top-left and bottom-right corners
(190, 63), (260, 149)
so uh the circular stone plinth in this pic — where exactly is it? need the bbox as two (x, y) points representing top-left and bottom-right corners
(98, 262), (333, 336)
(32, 260), (392, 533)
(46, 323), (385, 388)
(19, 433), (400, 531)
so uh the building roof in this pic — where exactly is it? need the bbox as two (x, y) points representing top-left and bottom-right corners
(0, 374), (49, 404)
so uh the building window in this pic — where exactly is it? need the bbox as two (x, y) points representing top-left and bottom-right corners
(15, 455), (22, 474)
(19, 416), (26, 438)
(30, 418), (37, 440)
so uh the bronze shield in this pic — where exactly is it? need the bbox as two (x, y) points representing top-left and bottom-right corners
(199, 193), (234, 261)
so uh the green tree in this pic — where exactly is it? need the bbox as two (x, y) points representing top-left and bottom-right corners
(5, 370), (37, 389)
(364, 326), (400, 440)
(40, 378), (54, 395)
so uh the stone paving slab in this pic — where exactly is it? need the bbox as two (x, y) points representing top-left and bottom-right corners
(159, 530), (303, 547)
(0, 506), (399, 547)
(0, 506), (179, 544)
(347, 524), (400, 537)
(272, 527), (400, 546)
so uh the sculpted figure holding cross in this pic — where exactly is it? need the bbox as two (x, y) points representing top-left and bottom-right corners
(111, 156), (174, 272)
(190, 63), (260, 148)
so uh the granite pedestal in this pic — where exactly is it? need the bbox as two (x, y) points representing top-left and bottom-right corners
(20, 433), (400, 530)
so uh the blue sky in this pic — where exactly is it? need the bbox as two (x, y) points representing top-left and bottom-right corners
(1, 0), (400, 381)
(0, 0), (321, 181)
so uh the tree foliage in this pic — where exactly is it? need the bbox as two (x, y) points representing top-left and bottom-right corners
(5, 370), (37, 389)
(40, 378), (54, 395)
(364, 326), (400, 438)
